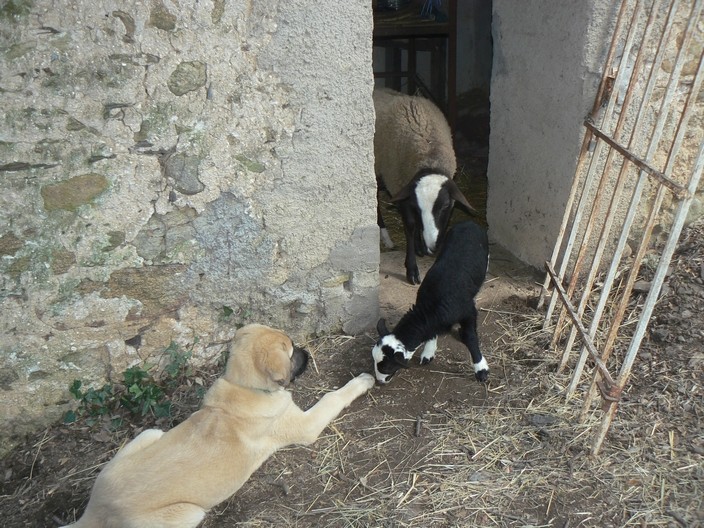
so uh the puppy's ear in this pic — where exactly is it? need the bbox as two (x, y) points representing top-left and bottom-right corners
(259, 339), (292, 388)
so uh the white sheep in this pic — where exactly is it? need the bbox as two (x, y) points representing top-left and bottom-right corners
(374, 87), (475, 284)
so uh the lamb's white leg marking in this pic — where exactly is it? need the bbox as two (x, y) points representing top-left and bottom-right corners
(380, 227), (395, 249)
(473, 357), (489, 375)
(419, 337), (437, 365)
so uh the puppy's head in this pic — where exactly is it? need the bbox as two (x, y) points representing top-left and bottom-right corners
(224, 324), (309, 391)
(371, 318), (410, 384)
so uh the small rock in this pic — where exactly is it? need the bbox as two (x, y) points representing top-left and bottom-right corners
(529, 414), (557, 426)
(651, 327), (669, 343)
(633, 280), (651, 293)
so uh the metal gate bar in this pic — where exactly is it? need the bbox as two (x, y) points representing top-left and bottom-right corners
(541, 1), (642, 330)
(540, 0), (704, 454)
(589, 50), (704, 454)
(536, 0), (629, 314)
(553, 0), (665, 374)
(577, 1), (703, 409)
(565, 0), (688, 397)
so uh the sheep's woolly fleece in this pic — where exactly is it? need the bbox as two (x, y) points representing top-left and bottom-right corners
(373, 87), (457, 196)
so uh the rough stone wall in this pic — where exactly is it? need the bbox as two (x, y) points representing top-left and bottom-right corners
(0, 0), (377, 451)
(487, 0), (615, 268)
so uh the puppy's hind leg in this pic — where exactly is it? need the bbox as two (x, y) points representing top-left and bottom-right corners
(134, 503), (206, 528)
(284, 373), (374, 446)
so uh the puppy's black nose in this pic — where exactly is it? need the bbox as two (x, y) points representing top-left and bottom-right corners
(291, 347), (309, 381)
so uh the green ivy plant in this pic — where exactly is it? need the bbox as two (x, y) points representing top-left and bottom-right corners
(63, 341), (195, 427)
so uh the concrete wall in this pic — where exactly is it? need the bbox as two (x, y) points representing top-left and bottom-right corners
(457, 0), (493, 95)
(0, 0), (377, 452)
(487, 0), (616, 269)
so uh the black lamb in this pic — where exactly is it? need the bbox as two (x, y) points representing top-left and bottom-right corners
(372, 220), (490, 383)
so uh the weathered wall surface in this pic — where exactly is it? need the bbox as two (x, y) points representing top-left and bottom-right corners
(0, 0), (377, 452)
(457, 0), (493, 95)
(487, 0), (615, 268)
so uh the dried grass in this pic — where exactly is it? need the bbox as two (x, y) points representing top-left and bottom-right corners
(207, 295), (702, 527)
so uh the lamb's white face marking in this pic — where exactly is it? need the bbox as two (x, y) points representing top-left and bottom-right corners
(473, 357), (489, 375)
(372, 334), (411, 384)
(415, 174), (447, 253)
(419, 337), (437, 364)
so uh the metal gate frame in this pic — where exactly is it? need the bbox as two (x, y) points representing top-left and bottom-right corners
(538, 0), (703, 455)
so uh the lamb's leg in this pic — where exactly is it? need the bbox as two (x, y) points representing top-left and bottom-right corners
(378, 205), (395, 249)
(399, 203), (421, 284)
(419, 336), (438, 365)
(459, 303), (489, 382)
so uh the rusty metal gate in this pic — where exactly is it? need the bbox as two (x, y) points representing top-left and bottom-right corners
(538, 0), (703, 454)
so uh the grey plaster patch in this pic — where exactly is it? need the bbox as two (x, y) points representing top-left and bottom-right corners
(191, 193), (277, 309)
(329, 225), (380, 274)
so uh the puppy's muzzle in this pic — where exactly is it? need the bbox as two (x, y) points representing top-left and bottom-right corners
(291, 346), (309, 382)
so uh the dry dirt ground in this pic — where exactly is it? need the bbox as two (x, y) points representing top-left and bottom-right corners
(1, 217), (702, 528)
(2, 102), (702, 527)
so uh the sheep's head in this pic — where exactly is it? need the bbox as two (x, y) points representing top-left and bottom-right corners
(393, 174), (476, 256)
(372, 319), (411, 384)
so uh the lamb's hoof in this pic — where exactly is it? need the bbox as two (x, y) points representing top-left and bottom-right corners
(380, 228), (395, 249)
(475, 369), (489, 383)
(406, 269), (421, 285)
(420, 356), (434, 366)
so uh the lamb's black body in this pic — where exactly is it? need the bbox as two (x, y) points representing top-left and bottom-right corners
(374, 220), (490, 382)
(399, 219), (488, 348)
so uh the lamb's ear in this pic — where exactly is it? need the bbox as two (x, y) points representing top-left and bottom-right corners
(393, 351), (410, 368)
(446, 180), (477, 214)
(377, 318), (391, 337)
(390, 182), (414, 202)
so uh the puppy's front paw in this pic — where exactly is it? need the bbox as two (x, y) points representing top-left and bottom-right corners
(355, 372), (375, 391)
